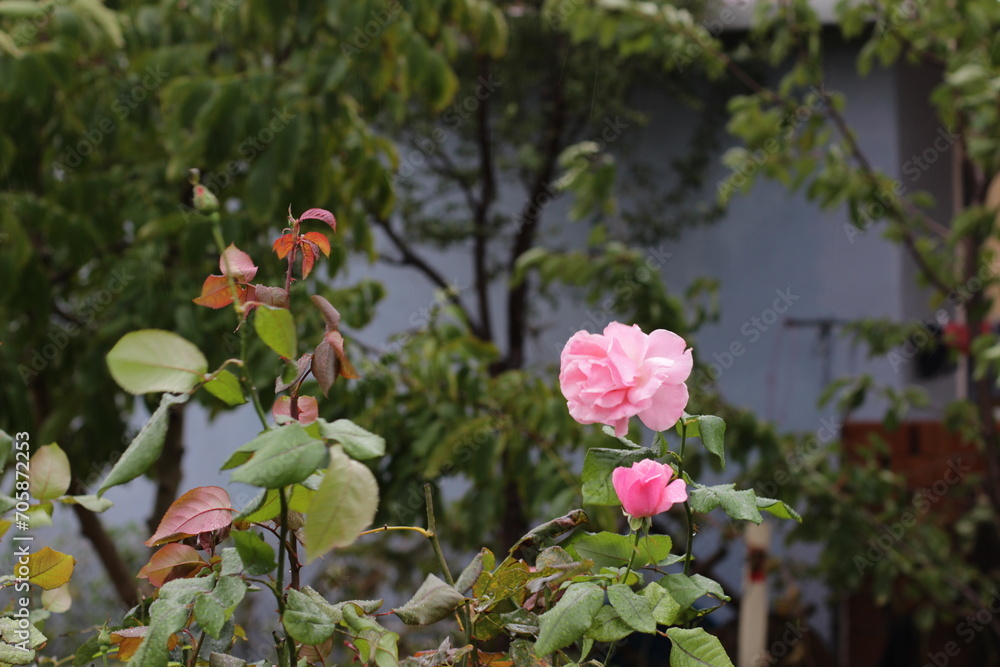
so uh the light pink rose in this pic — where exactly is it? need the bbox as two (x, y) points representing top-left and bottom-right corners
(612, 459), (688, 518)
(558, 322), (693, 436)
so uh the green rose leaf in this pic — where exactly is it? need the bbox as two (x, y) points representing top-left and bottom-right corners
(229, 424), (327, 489)
(534, 582), (604, 656)
(318, 418), (386, 460)
(231, 530), (277, 576)
(393, 573), (467, 625)
(203, 370), (246, 406)
(564, 531), (674, 570)
(29, 443), (71, 500)
(284, 589), (337, 645)
(584, 605), (632, 643)
(689, 484), (762, 524)
(666, 627), (735, 667)
(254, 306), (297, 359)
(303, 447), (379, 562)
(658, 573), (730, 609)
(679, 414), (726, 470)
(106, 330), (208, 395)
(756, 496), (802, 522)
(608, 583), (656, 634)
(98, 393), (189, 496)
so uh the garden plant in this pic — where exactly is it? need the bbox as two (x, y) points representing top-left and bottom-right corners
(1, 190), (799, 667)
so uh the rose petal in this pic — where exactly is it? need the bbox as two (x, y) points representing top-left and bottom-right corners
(637, 382), (689, 432)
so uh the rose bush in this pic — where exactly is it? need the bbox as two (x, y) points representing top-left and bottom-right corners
(559, 321), (693, 436)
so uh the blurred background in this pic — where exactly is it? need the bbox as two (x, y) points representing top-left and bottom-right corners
(2, 0), (1000, 665)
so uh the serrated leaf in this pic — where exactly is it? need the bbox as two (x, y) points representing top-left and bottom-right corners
(97, 393), (189, 496)
(564, 531), (674, 570)
(106, 330), (208, 394)
(303, 447), (378, 561)
(317, 419), (385, 460)
(455, 549), (488, 593)
(203, 370), (246, 406)
(29, 443), (70, 500)
(689, 484), (762, 523)
(756, 496), (802, 522)
(299, 208), (336, 230)
(534, 582), (604, 656)
(284, 589), (337, 645)
(27, 547), (75, 589)
(695, 416), (726, 470)
(393, 573), (466, 625)
(640, 582), (683, 626)
(658, 573), (730, 609)
(584, 605), (632, 643)
(145, 486), (233, 546)
(231, 530), (277, 576)
(666, 627), (735, 667)
(229, 426), (327, 489)
(255, 306), (297, 359)
(137, 544), (208, 587)
(608, 584), (656, 633)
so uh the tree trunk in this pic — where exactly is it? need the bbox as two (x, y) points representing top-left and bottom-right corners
(147, 404), (186, 535)
(70, 479), (139, 608)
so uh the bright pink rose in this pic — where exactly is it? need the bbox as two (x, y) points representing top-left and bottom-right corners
(559, 322), (692, 436)
(612, 459), (688, 518)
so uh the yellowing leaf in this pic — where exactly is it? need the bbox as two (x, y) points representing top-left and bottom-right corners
(27, 547), (75, 590)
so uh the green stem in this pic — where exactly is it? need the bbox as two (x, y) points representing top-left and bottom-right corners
(275, 487), (298, 667)
(423, 484), (476, 656)
(423, 484), (455, 586)
(677, 423), (695, 576)
(620, 528), (642, 584)
(209, 219), (269, 429)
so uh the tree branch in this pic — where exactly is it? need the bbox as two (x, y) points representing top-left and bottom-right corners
(371, 213), (479, 333)
(473, 56), (497, 343)
(503, 40), (568, 373)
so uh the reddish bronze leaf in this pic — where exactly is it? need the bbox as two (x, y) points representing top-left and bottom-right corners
(300, 243), (317, 279)
(326, 331), (360, 380)
(312, 340), (336, 397)
(194, 275), (245, 309)
(310, 294), (341, 332)
(251, 285), (290, 309)
(137, 544), (208, 587)
(272, 395), (319, 425)
(219, 244), (258, 282)
(272, 234), (297, 259)
(299, 207), (336, 231)
(111, 627), (179, 660)
(302, 232), (331, 256)
(275, 354), (313, 393)
(146, 486), (233, 547)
